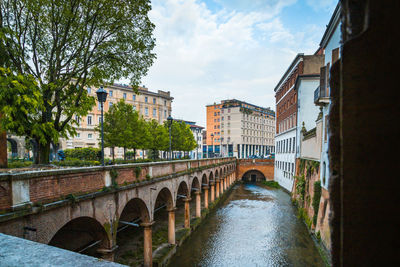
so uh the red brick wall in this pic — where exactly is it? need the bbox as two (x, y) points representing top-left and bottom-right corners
(29, 172), (105, 203)
(0, 180), (11, 210)
(236, 159), (274, 180)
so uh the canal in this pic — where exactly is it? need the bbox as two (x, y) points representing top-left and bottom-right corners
(169, 183), (325, 267)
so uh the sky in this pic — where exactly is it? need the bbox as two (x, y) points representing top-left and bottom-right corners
(140, 0), (338, 126)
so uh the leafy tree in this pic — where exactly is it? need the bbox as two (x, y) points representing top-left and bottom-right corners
(147, 120), (168, 160)
(0, 0), (156, 164)
(164, 120), (196, 158)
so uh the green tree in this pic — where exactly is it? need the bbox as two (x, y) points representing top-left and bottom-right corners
(147, 120), (168, 160)
(0, 0), (156, 164)
(164, 120), (196, 158)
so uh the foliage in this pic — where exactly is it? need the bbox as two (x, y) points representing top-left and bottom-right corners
(295, 174), (306, 204)
(64, 147), (100, 161)
(53, 158), (100, 167)
(0, 0), (156, 164)
(135, 166), (142, 178)
(147, 119), (169, 160)
(262, 180), (280, 188)
(163, 120), (196, 158)
(7, 161), (33, 169)
(110, 168), (118, 189)
(312, 181), (322, 226)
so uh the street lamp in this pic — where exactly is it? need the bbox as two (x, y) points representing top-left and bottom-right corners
(196, 129), (199, 160)
(210, 133), (214, 158)
(167, 115), (173, 160)
(96, 86), (107, 166)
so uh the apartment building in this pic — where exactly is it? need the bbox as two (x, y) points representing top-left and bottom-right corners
(274, 53), (324, 192)
(62, 84), (173, 158)
(206, 99), (275, 158)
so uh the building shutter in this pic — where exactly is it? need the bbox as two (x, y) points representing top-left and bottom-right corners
(320, 66), (326, 97)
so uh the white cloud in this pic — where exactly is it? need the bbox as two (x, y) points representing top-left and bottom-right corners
(140, 0), (324, 126)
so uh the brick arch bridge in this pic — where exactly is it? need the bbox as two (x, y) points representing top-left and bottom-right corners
(0, 158), (237, 267)
(236, 159), (274, 182)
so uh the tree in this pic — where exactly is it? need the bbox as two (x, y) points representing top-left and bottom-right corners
(147, 120), (168, 160)
(99, 100), (139, 161)
(0, 0), (156, 164)
(164, 120), (196, 159)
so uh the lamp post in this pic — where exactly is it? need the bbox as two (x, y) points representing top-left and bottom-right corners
(210, 133), (214, 158)
(167, 115), (173, 160)
(96, 87), (108, 166)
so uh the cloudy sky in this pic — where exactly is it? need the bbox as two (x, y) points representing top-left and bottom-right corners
(141, 0), (338, 126)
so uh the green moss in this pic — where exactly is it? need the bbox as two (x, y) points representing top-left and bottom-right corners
(135, 166), (142, 179)
(262, 180), (280, 188)
(312, 181), (322, 226)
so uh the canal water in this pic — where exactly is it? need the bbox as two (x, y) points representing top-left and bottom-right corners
(169, 183), (325, 267)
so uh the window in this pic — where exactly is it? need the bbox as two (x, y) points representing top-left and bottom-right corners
(228, 116), (231, 120)
(98, 103), (101, 111)
(98, 117), (101, 124)
(293, 137), (295, 152)
(123, 93), (127, 100)
(132, 105), (136, 111)
(87, 115), (92, 125)
(164, 100), (167, 106)
(332, 47), (340, 63)
(77, 133), (80, 138)
(164, 110), (167, 118)
(88, 133), (93, 139)
(87, 87), (91, 94)
(214, 112), (217, 116)
(153, 98), (156, 104)
(133, 95), (136, 101)
(75, 115), (80, 125)
(145, 97), (148, 103)
(153, 108), (156, 117)
(109, 102), (113, 108)
(145, 107), (148, 116)
(109, 90), (113, 97)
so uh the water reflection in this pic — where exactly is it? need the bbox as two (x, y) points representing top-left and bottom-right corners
(169, 183), (324, 267)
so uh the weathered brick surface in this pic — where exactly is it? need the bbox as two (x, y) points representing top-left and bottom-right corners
(0, 181), (11, 210)
(236, 159), (274, 180)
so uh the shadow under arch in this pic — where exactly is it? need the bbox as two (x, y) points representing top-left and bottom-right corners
(241, 169), (266, 182)
(48, 216), (110, 257)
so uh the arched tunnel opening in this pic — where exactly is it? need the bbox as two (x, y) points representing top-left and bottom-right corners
(241, 170), (266, 183)
(48, 216), (109, 258)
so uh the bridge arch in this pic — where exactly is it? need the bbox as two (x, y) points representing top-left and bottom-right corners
(176, 180), (189, 200)
(241, 170), (266, 182)
(48, 216), (110, 257)
(190, 176), (201, 193)
(215, 169), (219, 179)
(119, 197), (151, 225)
(152, 187), (174, 216)
(209, 171), (214, 183)
(201, 173), (208, 186)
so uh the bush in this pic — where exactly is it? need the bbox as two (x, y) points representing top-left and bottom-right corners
(64, 147), (100, 161)
(53, 158), (100, 167)
(7, 161), (33, 168)
(312, 181), (322, 226)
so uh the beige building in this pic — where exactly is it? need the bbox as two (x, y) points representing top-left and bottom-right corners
(62, 84), (173, 158)
(208, 99), (275, 158)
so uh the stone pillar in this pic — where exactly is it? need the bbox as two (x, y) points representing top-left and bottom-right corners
(183, 198), (191, 229)
(224, 178), (227, 190)
(167, 208), (176, 245)
(195, 191), (201, 218)
(210, 182), (215, 202)
(216, 180), (220, 198)
(203, 186), (209, 209)
(220, 178), (224, 194)
(97, 246), (117, 262)
(141, 222), (154, 267)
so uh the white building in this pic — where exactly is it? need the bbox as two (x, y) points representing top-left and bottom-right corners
(274, 54), (324, 192)
(189, 124), (204, 159)
(315, 4), (342, 190)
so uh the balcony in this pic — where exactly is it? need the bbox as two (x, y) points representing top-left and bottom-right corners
(314, 86), (330, 106)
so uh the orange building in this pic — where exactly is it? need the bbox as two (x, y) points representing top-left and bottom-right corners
(206, 103), (222, 156)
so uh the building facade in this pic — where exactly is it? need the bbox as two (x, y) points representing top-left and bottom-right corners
(62, 84), (173, 158)
(206, 99), (275, 159)
(274, 53), (323, 192)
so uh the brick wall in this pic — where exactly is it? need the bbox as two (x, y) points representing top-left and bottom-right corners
(236, 159), (274, 180)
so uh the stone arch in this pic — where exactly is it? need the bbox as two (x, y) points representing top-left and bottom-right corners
(224, 166), (227, 176)
(119, 197), (151, 225)
(6, 138), (18, 158)
(215, 169), (219, 179)
(152, 187), (174, 213)
(241, 170), (266, 182)
(190, 176), (200, 193)
(201, 173), (208, 186)
(48, 216), (110, 257)
(176, 180), (189, 200)
(209, 171), (214, 183)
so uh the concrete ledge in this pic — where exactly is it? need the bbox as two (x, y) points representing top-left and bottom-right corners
(0, 233), (127, 267)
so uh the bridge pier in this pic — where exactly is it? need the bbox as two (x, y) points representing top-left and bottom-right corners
(183, 198), (191, 229)
(220, 178), (224, 194)
(210, 182), (215, 202)
(167, 208), (176, 245)
(224, 178), (227, 190)
(97, 245), (117, 262)
(195, 192), (201, 218)
(216, 180), (220, 198)
(203, 186), (209, 209)
(141, 222), (154, 267)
